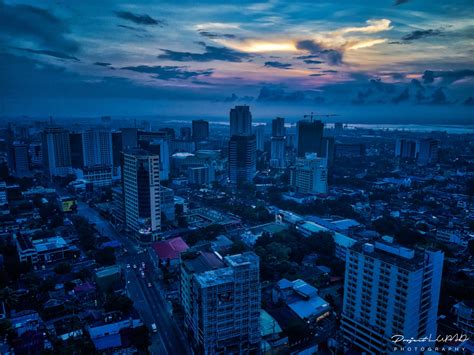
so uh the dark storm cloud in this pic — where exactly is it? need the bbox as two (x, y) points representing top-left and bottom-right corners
(464, 97), (474, 106)
(198, 31), (236, 39)
(422, 69), (474, 84)
(294, 55), (320, 60)
(392, 88), (410, 103)
(370, 78), (396, 93)
(94, 62), (112, 67)
(115, 11), (164, 26)
(0, 1), (79, 52)
(296, 40), (343, 65)
(304, 59), (324, 64)
(430, 87), (448, 104)
(264, 61), (292, 69)
(158, 43), (251, 62)
(323, 70), (338, 73)
(309, 73), (325, 77)
(122, 65), (213, 80)
(117, 24), (147, 32)
(10, 47), (79, 61)
(402, 29), (442, 41)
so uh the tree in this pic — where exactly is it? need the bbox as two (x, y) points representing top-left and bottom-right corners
(54, 262), (72, 275)
(95, 247), (116, 266)
(468, 239), (474, 257)
(104, 294), (133, 314)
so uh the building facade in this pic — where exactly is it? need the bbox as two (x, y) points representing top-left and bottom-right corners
(292, 153), (328, 194)
(297, 120), (324, 157)
(229, 105), (252, 136)
(42, 127), (73, 178)
(192, 120), (210, 141)
(341, 239), (444, 354)
(122, 150), (161, 241)
(228, 135), (256, 184)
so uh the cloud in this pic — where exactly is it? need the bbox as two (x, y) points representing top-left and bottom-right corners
(158, 43), (251, 62)
(394, 0), (410, 5)
(117, 24), (147, 33)
(430, 87), (448, 104)
(0, 1), (79, 52)
(122, 65), (213, 80)
(392, 88), (410, 103)
(264, 61), (292, 69)
(423, 69), (474, 84)
(115, 11), (164, 26)
(94, 62), (112, 67)
(304, 59), (324, 64)
(338, 19), (392, 35)
(222, 93), (254, 102)
(464, 97), (474, 106)
(198, 31), (236, 39)
(10, 47), (79, 61)
(402, 29), (442, 41)
(296, 40), (343, 65)
(309, 73), (325, 77)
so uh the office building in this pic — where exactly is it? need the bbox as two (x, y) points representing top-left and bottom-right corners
(160, 186), (175, 222)
(180, 127), (192, 141)
(188, 165), (211, 185)
(297, 120), (324, 157)
(120, 128), (138, 150)
(228, 135), (256, 184)
(291, 153), (328, 194)
(138, 132), (171, 181)
(341, 239), (444, 354)
(416, 138), (439, 165)
(321, 136), (335, 166)
(334, 122), (344, 135)
(272, 117), (285, 137)
(395, 139), (417, 159)
(122, 150), (161, 241)
(42, 127), (73, 178)
(180, 251), (261, 354)
(254, 124), (265, 151)
(192, 120), (209, 141)
(0, 182), (7, 206)
(230, 105), (252, 136)
(270, 137), (286, 168)
(70, 129), (113, 187)
(10, 142), (30, 177)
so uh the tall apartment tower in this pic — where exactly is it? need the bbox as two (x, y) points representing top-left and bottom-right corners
(229, 105), (252, 136)
(180, 251), (261, 354)
(341, 239), (444, 354)
(416, 138), (439, 165)
(272, 116), (285, 137)
(192, 120), (209, 141)
(10, 142), (30, 177)
(270, 117), (286, 168)
(254, 124), (265, 151)
(42, 127), (73, 178)
(122, 149), (161, 241)
(291, 153), (328, 194)
(228, 135), (256, 184)
(70, 129), (113, 187)
(297, 120), (324, 157)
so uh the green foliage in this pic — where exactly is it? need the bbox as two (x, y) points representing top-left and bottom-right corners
(104, 294), (133, 314)
(54, 262), (72, 275)
(184, 224), (226, 246)
(71, 215), (96, 251)
(94, 247), (116, 266)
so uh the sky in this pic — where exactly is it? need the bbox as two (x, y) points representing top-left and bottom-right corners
(0, 0), (473, 123)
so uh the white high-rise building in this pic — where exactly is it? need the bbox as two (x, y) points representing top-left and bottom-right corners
(254, 124), (265, 151)
(292, 153), (328, 194)
(122, 150), (161, 242)
(341, 239), (444, 354)
(270, 137), (286, 168)
(42, 127), (73, 178)
(180, 251), (261, 354)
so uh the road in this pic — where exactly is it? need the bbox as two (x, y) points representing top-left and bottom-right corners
(71, 196), (190, 354)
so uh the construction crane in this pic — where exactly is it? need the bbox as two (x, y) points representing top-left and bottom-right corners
(303, 112), (340, 122)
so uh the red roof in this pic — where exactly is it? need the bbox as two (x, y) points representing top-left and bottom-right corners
(152, 237), (189, 260)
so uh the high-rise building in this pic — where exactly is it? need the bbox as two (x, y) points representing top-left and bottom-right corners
(138, 131), (171, 181)
(42, 127), (73, 178)
(228, 135), (256, 184)
(395, 138), (417, 159)
(334, 122), (344, 135)
(10, 142), (30, 177)
(416, 138), (439, 165)
(112, 131), (123, 168)
(230, 105), (252, 136)
(70, 130), (113, 187)
(120, 128), (138, 150)
(180, 127), (192, 141)
(297, 120), (324, 157)
(192, 120), (209, 141)
(270, 137), (286, 168)
(254, 124), (265, 151)
(341, 239), (444, 354)
(122, 150), (161, 241)
(291, 153), (328, 194)
(321, 136), (335, 166)
(180, 251), (261, 354)
(272, 117), (285, 137)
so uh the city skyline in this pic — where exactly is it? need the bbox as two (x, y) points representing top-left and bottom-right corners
(0, 0), (473, 122)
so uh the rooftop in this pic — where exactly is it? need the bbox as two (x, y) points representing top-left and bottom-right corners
(32, 236), (68, 253)
(152, 237), (189, 260)
(224, 252), (259, 267)
(181, 250), (225, 274)
(194, 266), (234, 287)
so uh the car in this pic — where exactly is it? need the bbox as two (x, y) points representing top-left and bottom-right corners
(151, 323), (158, 333)
(141, 271), (145, 278)
(141, 262), (146, 268)
(126, 264), (131, 269)
(133, 264), (137, 269)
(148, 282), (152, 288)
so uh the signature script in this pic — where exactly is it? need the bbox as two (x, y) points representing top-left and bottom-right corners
(391, 334), (469, 344)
